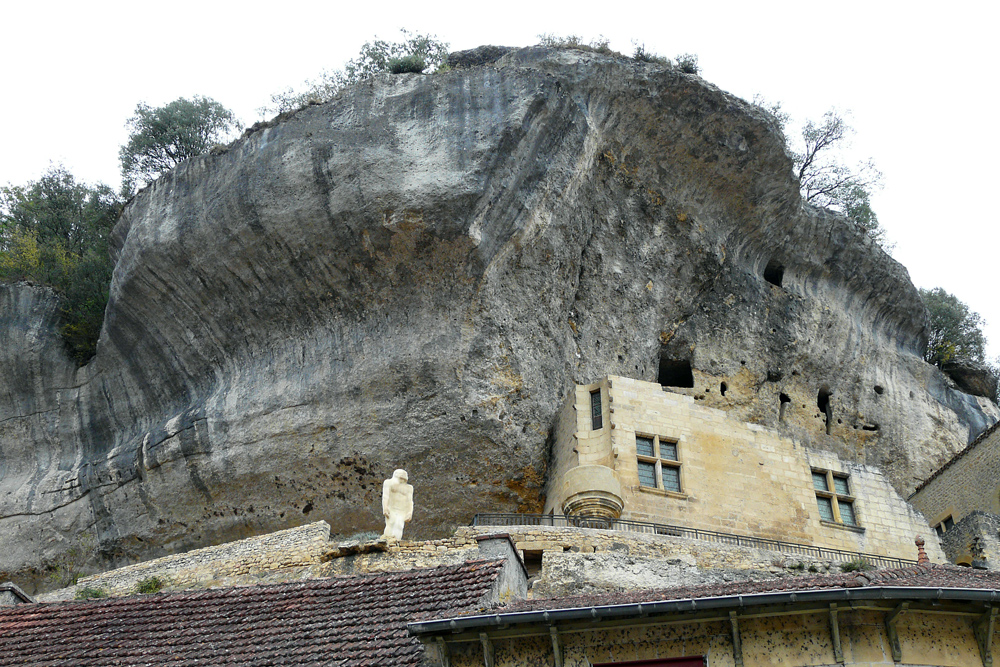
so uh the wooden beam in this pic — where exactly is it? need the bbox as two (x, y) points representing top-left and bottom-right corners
(730, 611), (744, 667)
(829, 603), (844, 664)
(436, 637), (451, 667)
(480, 632), (495, 667)
(975, 606), (998, 667)
(884, 602), (909, 663)
(550, 626), (563, 667)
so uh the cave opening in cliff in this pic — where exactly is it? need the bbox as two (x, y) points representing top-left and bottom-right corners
(658, 357), (694, 388)
(763, 260), (784, 287)
(779, 393), (791, 421)
(817, 386), (833, 435)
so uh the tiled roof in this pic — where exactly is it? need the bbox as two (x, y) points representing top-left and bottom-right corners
(0, 560), (503, 667)
(501, 563), (1000, 613)
(911, 419), (1000, 496)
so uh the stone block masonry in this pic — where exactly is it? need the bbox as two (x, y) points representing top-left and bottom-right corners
(62, 521), (332, 598)
(38, 521), (933, 602)
(546, 376), (946, 564)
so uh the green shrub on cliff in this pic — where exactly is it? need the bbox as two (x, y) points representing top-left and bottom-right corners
(259, 30), (449, 116)
(389, 55), (427, 74)
(0, 166), (120, 363)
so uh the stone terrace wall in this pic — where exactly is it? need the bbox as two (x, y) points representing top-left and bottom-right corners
(39, 521), (933, 602)
(64, 521), (331, 598)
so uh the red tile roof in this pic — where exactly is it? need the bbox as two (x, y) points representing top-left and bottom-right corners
(0, 560), (503, 667)
(502, 562), (1000, 613)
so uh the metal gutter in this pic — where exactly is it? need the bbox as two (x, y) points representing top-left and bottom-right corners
(408, 586), (1000, 637)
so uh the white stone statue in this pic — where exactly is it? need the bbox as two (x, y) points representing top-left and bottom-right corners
(381, 469), (414, 540)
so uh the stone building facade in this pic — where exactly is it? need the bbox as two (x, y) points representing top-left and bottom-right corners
(910, 422), (1000, 567)
(545, 376), (944, 563)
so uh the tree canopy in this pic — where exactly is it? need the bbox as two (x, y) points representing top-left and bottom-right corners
(752, 100), (888, 250)
(793, 110), (885, 246)
(120, 96), (240, 191)
(0, 166), (121, 362)
(919, 287), (988, 367)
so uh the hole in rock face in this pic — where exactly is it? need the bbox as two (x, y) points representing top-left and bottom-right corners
(862, 423), (880, 431)
(763, 260), (785, 287)
(817, 386), (833, 435)
(874, 385), (884, 395)
(767, 370), (783, 382)
(658, 357), (694, 388)
(779, 393), (791, 421)
(302, 503), (313, 515)
(720, 382), (728, 396)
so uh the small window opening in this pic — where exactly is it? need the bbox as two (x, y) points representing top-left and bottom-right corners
(658, 357), (694, 388)
(522, 550), (544, 578)
(817, 386), (833, 435)
(779, 393), (791, 421)
(935, 515), (955, 536)
(720, 382), (728, 396)
(590, 389), (603, 430)
(763, 259), (785, 287)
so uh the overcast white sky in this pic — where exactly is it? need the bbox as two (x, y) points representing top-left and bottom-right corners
(3, 1), (997, 357)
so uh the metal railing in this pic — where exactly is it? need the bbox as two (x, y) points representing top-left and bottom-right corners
(471, 513), (917, 570)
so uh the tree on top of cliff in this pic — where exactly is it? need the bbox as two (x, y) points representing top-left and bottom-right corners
(119, 96), (241, 192)
(919, 287), (988, 367)
(259, 30), (449, 117)
(0, 165), (120, 362)
(752, 100), (888, 251)
(793, 111), (887, 248)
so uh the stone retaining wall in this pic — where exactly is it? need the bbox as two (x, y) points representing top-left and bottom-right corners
(65, 521), (331, 598)
(39, 520), (926, 602)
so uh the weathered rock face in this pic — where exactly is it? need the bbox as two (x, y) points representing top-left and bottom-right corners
(1, 46), (994, 591)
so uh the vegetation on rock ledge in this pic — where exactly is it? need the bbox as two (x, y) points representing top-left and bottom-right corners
(920, 287), (989, 367)
(0, 166), (120, 362)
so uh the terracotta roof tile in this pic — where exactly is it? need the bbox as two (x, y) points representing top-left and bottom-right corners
(0, 560), (503, 666)
(501, 563), (1000, 613)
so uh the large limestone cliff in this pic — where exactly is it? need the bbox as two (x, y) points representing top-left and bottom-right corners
(1, 46), (993, 590)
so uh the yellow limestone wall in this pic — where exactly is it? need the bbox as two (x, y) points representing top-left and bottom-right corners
(910, 424), (1000, 528)
(443, 609), (994, 667)
(545, 376), (944, 562)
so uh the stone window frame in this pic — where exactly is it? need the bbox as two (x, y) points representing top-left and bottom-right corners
(635, 433), (684, 497)
(934, 515), (955, 537)
(812, 468), (860, 528)
(590, 388), (603, 430)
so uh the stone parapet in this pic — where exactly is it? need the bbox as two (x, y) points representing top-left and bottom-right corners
(56, 521), (332, 599)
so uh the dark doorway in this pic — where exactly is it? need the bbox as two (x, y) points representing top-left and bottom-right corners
(658, 357), (694, 388)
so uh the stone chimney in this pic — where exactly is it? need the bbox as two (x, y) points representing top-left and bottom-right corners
(0, 582), (34, 606)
